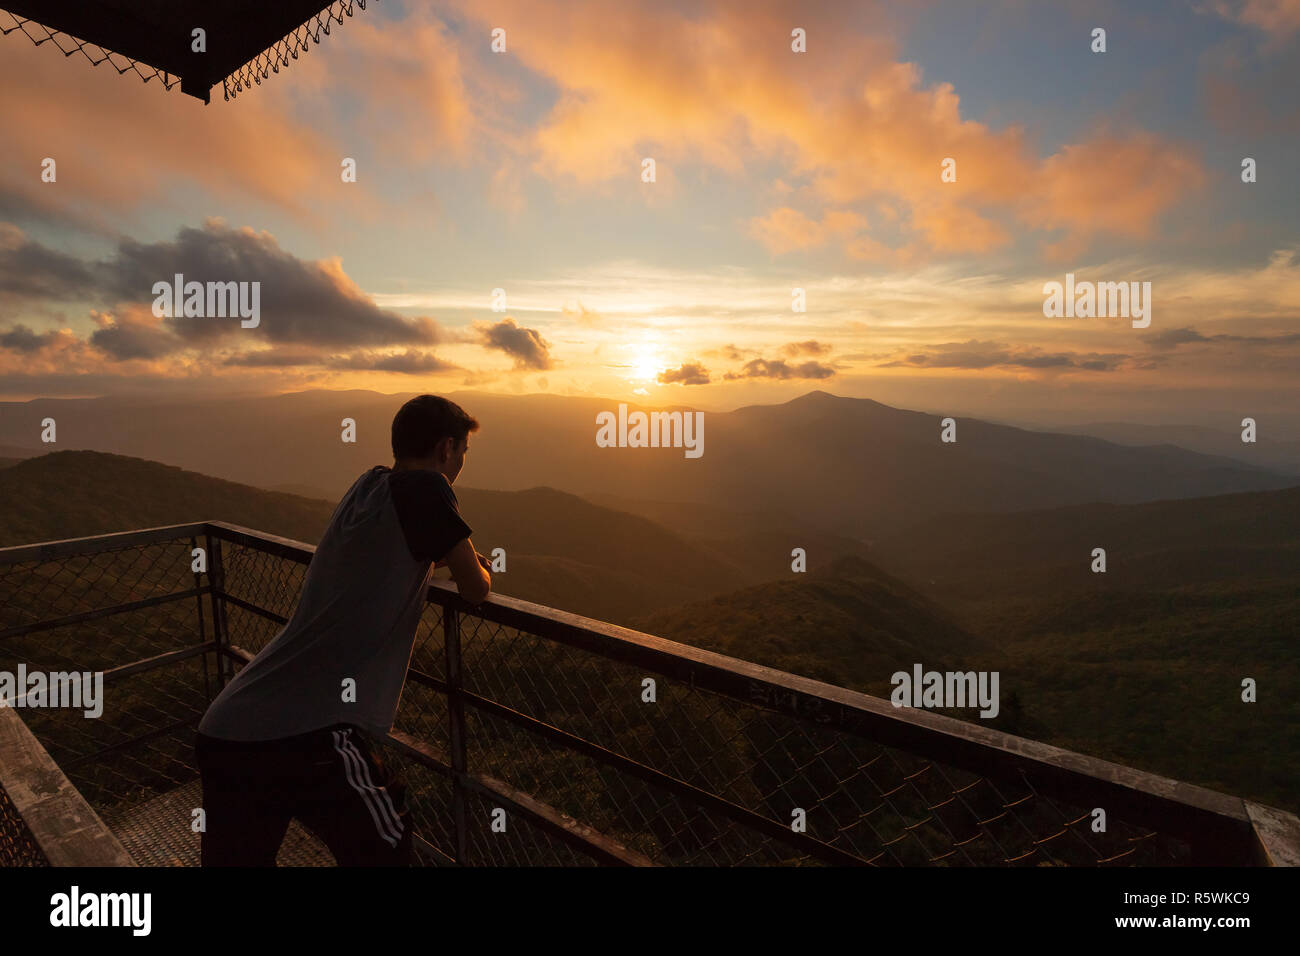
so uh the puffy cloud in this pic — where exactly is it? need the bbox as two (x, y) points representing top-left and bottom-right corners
(448, 0), (1203, 261)
(658, 361), (711, 385)
(1021, 133), (1207, 260)
(1148, 327), (1211, 348)
(0, 224), (99, 300)
(325, 349), (460, 373)
(0, 220), (450, 357)
(724, 358), (836, 380)
(88, 306), (182, 360)
(475, 316), (554, 369)
(0, 323), (59, 353)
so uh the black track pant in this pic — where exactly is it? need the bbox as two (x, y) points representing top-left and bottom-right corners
(195, 723), (412, 866)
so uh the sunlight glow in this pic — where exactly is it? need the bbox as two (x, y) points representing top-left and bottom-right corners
(628, 344), (663, 382)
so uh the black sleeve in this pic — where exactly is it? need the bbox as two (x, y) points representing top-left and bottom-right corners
(389, 470), (473, 564)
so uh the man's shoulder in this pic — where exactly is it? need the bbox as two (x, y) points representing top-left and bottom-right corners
(388, 467), (458, 507)
(387, 467), (450, 490)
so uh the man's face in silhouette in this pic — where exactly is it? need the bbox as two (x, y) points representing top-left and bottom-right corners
(438, 435), (468, 484)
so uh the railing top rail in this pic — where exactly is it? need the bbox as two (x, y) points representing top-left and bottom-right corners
(0, 521), (210, 566)
(0, 520), (1279, 847)
(0, 707), (136, 866)
(201, 520), (317, 563)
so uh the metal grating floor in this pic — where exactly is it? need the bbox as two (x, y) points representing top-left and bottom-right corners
(104, 779), (337, 867)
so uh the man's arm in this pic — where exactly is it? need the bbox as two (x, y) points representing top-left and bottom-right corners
(442, 536), (491, 604)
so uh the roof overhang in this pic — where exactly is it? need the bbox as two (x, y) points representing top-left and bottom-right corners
(0, 0), (369, 104)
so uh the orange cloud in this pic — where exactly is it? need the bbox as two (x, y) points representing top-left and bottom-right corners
(912, 203), (1010, 254)
(748, 207), (866, 254)
(283, 7), (475, 165)
(0, 38), (335, 228)
(447, 0), (1204, 262)
(1021, 133), (1207, 260)
(0, 4), (475, 229)
(1207, 0), (1300, 35)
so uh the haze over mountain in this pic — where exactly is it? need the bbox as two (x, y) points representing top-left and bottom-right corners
(1, 390), (1294, 541)
(0, 450), (336, 547)
(1048, 421), (1300, 477)
(0, 450), (764, 623)
(878, 484), (1300, 604)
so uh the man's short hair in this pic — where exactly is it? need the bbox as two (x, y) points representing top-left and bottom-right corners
(392, 395), (479, 460)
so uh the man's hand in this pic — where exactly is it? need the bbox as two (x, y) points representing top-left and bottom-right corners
(437, 552), (489, 572)
(443, 537), (491, 604)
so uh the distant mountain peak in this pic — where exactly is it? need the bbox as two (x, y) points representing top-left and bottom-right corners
(784, 389), (896, 410)
(788, 389), (841, 404)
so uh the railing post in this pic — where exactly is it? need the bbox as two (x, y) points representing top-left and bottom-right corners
(205, 531), (231, 689)
(189, 535), (211, 702)
(444, 604), (469, 864)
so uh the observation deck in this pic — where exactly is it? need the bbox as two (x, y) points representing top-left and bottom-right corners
(1, 521), (1296, 867)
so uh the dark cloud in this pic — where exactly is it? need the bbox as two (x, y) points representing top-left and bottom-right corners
(0, 323), (57, 353)
(724, 358), (836, 380)
(1015, 354), (1073, 368)
(1149, 325), (1300, 349)
(876, 340), (1128, 371)
(101, 222), (447, 348)
(1217, 331), (1300, 343)
(0, 223), (100, 300)
(224, 347), (457, 374)
(1148, 327), (1209, 348)
(475, 317), (553, 370)
(658, 361), (711, 385)
(326, 350), (458, 374)
(222, 348), (330, 368)
(0, 220), (449, 357)
(89, 312), (184, 361)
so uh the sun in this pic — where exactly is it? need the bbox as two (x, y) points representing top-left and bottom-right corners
(629, 346), (662, 382)
(634, 357), (660, 381)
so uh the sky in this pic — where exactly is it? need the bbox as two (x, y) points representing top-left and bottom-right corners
(0, 0), (1297, 428)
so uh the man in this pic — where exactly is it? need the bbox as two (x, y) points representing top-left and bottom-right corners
(194, 394), (491, 866)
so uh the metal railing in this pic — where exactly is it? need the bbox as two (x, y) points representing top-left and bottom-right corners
(1, 521), (1296, 866)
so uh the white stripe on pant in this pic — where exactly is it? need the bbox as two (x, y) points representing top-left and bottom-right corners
(331, 729), (404, 847)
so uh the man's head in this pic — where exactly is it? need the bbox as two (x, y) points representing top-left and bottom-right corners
(391, 395), (479, 483)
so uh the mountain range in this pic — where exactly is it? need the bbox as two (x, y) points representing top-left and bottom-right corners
(1, 389), (1295, 540)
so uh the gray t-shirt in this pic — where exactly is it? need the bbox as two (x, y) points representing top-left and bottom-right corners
(197, 465), (471, 741)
